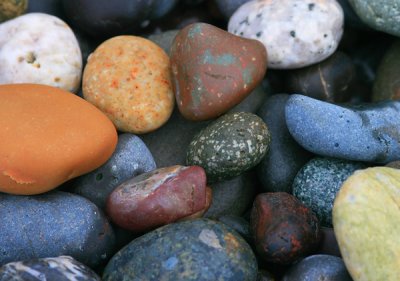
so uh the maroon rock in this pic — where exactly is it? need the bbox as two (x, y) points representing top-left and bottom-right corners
(170, 22), (267, 121)
(106, 165), (211, 233)
(250, 192), (321, 264)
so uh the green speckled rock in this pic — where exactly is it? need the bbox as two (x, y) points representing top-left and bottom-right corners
(103, 218), (258, 281)
(186, 112), (270, 183)
(333, 167), (400, 280)
(293, 157), (366, 227)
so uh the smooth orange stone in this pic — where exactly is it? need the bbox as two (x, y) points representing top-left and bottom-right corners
(0, 84), (118, 195)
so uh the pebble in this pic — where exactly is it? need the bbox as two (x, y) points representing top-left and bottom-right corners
(293, 157), (366, 227)
(285, 94), (400, 163)
(0, 84), (117, 195)
(0, 191), (115, 268)
(228, 0), (344, 69)
(333, 167), (400, 280)
(187, 112), (270, 183)
(213, 0), (252, 20)
(0, 0), (27, 22)
(0, 13), (82, 93)
(257, 94), (313, 193)
(148, 29), (179, 55)
(103, 218), (258, 281)
(336, 0), (368, 30)
(251, 192), (321, 264)
(72, 133), (156, 210)
(106, 165), (211, 233)
(0, 256), (101, 281)
(218, 215), (252, 244)
(83, 35), (174, 134)
(282, 255), (352, 281)
(316, 227), (342, 257)
(170, 22), (267, 121)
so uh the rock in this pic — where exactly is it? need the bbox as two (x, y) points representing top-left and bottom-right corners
(293, 157), (366, 227)
(170, 22), (267, 121)
(386, 160), (400, 169)
(218, 215), (252, 244)
(106, 165), (211, 233)
(72, 133), (156, 210)
(0, 256), (101, 281)
(228, 0), (344, 69)
(251, 192), (321, 264)
(83, 35), (174, 134)
(373, 40), (400, 101)
(257, 270), (275, 281)
(333, 167), (400, 280)
(348, 0), (400, 36)
(103, 219), (258, 281)
(316, 227), (342, 257)
(148, 29), (179, 55)
(282, 255), (352, 281)
(187, 112), (270, 183)
(0, 0), (27, 22)
(285, 94), (400, 163)
(27, 0), (65, 18)
(0, 84), (117, 195)
(256, 94), (313, 193)
(336, 0), (368, 30)
(229, 86), (269, 114)
(0, 191), (115, 267)
(285, 52), (356, 102)
(213, 0), (252, 20)
(0, 13), (82, 93)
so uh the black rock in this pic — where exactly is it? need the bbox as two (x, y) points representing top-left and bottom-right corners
(218, 215), (252, 244)
(213, 0), (253, 20)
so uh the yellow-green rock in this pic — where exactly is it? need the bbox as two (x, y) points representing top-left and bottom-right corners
(0, 0), (28, 22)
(333, 167), (400, 281)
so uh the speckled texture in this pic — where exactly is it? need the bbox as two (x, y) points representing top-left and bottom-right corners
(0, 256), (101, 281)
(282, 255), (352, 281)
(0, 191), (115, 268)
(285, 94), (400, 163)
(228, 0), (344, 69)
(293, 157), (366, 227)
(187, 112), (270, 183)
(0, 13), (82, 92)
(103, 219), (257, 281)
(72, 133), (156, 210)
(170, 22), (267, 121)
(333, 167), (400, 280)
(83, 35), (174, 134)
(0, 0), (28, 22)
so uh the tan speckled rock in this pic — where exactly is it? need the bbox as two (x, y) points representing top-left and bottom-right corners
(333, 167), (400, 281)
(0, 0), (28, 22)
(83, 36), (174, 134)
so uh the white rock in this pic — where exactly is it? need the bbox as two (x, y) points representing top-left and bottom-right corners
(0, 13), (82, 92)
(228, 0), (344, 69)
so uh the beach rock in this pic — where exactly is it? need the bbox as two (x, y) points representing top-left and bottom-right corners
(0, 84), (117, 195)
(228, 0), (344, 69)
(0, 256), (101, 281)
(218, 215), (252, 244)
(213, 0), (252, 20)
(187, 112), (270, 183)
(0, 13), (82, 92)
(148, 29), (179, 55)
(0, 0), (28, 22)
(337, 0), (368, 29)
(103, 219), (257, 281)
(170, 22), (267, 121)
(27, 0), (65, 18)
(333, 167), (400, 280)
(72, 133), (156, 210)
(257, 270), (275, 281)
(0, 191), (115, 268)
(316, 227), (342, 257)
(285, 94), (400, 163)
(83, 35), (174, 134)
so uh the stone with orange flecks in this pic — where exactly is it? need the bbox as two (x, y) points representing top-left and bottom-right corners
(83, 35), (174, 134)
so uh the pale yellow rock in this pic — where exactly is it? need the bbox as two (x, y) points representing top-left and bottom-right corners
(333, 167), (400, 281)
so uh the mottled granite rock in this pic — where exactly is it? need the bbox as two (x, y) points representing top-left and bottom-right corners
(0, 0), (28, 22)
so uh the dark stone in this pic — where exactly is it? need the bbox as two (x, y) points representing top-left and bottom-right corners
(148, 29), (179, 55)
(336, 0), (369, 30)
(256, 94), (313, 193)
(386, 160), (400, 169)
(218, 215), (252, 244)
(316, 227), (342, 257)
(229, 86), (269, 114)
(213, 0), (253, 20)
(257, 270), (275, 281)
(103, 219), (258, 281)
(0, 191), (115, 267)
(27, 0), (65, 19)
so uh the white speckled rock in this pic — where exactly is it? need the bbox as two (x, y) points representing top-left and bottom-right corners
(228, 0), (344, 69)
(0, 13), (82, 93)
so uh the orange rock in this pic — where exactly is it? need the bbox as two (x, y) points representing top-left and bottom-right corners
(0, 84), (118, 195)
(83, 36), (175, 134)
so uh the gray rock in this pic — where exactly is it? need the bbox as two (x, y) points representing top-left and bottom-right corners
(285, 94), (400, 163)
(148, 29), (178, 55)
(214, 0), (253, 19)
(72, 133), (156, 210)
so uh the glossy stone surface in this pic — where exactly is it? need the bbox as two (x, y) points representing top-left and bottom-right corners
(170, 22), (267, 121)
(103, 219), (258, 281)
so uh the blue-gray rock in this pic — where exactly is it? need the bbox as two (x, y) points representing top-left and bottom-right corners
(214, 0), (252, 20)
(103, 219), (257, 281)
(229, 86), (269, 114)
(218, 215), (252, 244)
(148, 30), (179, 55)
(336, 0), (368, 29)
(282, 255), (352, 281)
(0, 191), (115, 267)
(0, 256), (100, 281)
(285, 94), (400, 163)
(72, 133), (156, 210)
(293, 157), (366, 226)
(257, 94), (313, 193)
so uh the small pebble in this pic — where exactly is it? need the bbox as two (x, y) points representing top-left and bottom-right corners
(0, 0), (28, 22)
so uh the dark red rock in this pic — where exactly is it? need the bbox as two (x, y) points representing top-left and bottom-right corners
(106, 165), (211, 233)
(170, 22), (267, 121)
(250, 192), (321, 265)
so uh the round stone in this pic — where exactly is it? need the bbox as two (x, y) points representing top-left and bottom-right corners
(0, 0), (28, 22)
